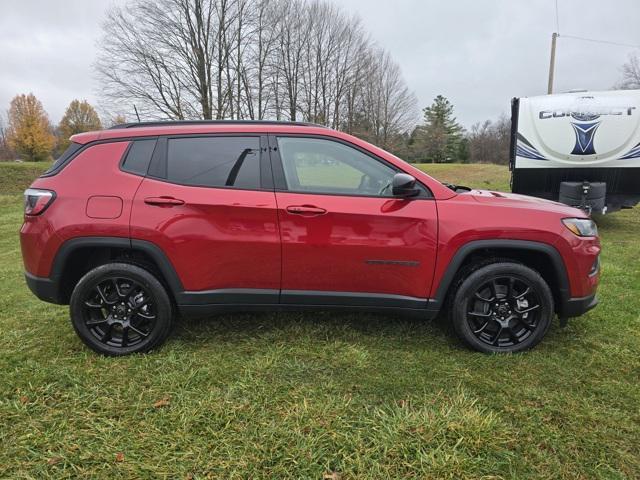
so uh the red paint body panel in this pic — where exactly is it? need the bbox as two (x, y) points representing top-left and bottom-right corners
(432, 192), (600, 298)
(275, 192), (438, 298)
(130, 177), (281, 291)
(22, 123), (600, 316)
(21, 141), (141, 277)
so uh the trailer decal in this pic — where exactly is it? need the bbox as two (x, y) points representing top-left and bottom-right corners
(620, 142), (640, 159)
(570, 119), (600, 155)
(516, 133), (547, 160)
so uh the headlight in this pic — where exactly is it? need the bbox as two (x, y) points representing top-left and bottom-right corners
(562, 218), (598, 237)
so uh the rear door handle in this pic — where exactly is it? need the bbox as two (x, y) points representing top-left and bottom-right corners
(286, 205), (327, 216)
(144, 196), (185, 206)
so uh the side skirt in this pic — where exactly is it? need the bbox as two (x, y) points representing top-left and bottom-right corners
(177, 289), (440, 320)
(179, 303), (439, 320)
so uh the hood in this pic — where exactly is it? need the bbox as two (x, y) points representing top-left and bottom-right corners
(465, 189), (587, 217)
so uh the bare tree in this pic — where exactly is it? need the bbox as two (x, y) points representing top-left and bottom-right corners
(615, 51), (640, 90)
(355, 49), (418, 149)
(242, 0), (281, 119)
(0, 112), (13, 160)
(97, 0), (223, 119)
(95, 0), (418, 146)
(468, 114), (511, 164)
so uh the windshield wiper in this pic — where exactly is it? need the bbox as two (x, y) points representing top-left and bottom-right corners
(442, 182), (471, 193)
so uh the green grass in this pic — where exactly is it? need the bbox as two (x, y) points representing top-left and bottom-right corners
(1, 163), (639, 479)
(0, 161), (51, 195)
(416, 163), (512, 192)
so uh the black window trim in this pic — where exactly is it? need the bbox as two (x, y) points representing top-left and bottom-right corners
(40, 134), (166, 178)
(146, 133), (272, 192)
(41, 142), (84, 177)
(268, 133), (433, 199)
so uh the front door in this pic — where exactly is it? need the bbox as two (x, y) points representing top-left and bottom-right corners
(270, 135), (438, 308)
(130, 134), (280, 305)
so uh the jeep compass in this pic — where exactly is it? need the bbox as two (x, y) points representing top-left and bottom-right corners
(20, 121), (600, 355)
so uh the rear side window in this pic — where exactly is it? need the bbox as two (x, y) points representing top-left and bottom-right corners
(166, 136), (260, 189)
(122, 139), (157, 176)
(43, 142), (83, 176)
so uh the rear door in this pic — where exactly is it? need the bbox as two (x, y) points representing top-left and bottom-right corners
(270, 135), (438, 308)
(130, 134), (281, 305)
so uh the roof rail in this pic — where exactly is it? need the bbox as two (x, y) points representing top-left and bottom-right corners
(109, 120), (327, 130)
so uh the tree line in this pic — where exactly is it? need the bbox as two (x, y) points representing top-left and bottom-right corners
(96, 0), (417, 152)
(3, 0), (638, 164)
(0, 90), (543, 166)
(0, 95), (103, 162)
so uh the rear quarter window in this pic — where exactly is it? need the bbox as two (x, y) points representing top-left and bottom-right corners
(121, 139), (157, 176)
(42, 142), (83, 176)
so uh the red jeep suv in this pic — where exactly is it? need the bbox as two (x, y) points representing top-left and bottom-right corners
(20, 121), (600, 355)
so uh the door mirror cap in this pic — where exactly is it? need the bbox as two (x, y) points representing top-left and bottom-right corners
(391, 173), (420, 197)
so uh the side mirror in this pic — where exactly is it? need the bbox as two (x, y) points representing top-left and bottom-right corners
(391, 173), (420, 197)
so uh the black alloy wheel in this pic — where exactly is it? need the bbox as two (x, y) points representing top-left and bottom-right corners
(82, 276), (156, 348)
(466, 276), (541, 347)
(70, 263), (173, 355)
(451, 262), (554, 353)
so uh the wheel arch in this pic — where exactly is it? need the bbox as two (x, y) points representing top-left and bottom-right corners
(432, 240), (570, 314)
(51, 237), (183, 304)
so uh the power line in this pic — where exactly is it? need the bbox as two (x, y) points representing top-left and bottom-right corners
(559, 34), (640, 50)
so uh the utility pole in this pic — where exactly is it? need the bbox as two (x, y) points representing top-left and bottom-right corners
(547, 32), (558, 94)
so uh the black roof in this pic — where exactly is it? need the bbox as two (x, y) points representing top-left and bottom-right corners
(109, 120), (326, 130)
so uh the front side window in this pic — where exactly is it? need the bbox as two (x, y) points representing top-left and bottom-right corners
(276, 137), (397, 196)
(166, 136), (260, 189)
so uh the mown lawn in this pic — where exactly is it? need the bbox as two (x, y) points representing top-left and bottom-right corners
(0, 161), (53, 195)
(0, 163), (638, 479)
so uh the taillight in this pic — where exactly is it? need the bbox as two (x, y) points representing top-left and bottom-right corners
(24, 188), (55, 215)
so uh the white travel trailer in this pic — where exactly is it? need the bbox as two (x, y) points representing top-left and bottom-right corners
(510, 89), (640, 213)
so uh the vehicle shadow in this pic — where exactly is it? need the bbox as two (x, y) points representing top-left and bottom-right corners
(171, 308), (458, 350)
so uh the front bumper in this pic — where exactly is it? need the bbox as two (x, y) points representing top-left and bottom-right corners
(560, 293), (598, 318)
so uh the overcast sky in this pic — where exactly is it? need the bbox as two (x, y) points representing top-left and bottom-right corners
(1, 0), (638, 128)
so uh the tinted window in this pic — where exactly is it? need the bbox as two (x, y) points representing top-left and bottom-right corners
(122, 139), (157, 176)
(277, 137), (397, 196)
(167, 137), (260, 189)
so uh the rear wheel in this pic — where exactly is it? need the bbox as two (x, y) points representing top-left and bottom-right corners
(70, 263), (173, 356)
(451, 262), (554, 353)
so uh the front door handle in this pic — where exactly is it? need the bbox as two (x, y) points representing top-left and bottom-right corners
(144, 196), (185, 206)
(286, 205), (327, 216)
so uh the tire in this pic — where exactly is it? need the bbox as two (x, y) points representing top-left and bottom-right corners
(450, 262), (554, 353)
(70, 263), (173, 356)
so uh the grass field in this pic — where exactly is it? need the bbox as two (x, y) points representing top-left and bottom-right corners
(1, 162), (639, 479)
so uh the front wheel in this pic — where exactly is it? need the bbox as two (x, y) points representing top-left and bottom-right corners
(451, 262), (554, 353)
(70, 263), (173, 356)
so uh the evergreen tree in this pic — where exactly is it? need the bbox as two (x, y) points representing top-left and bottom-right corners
(412, 95), (465, 163)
